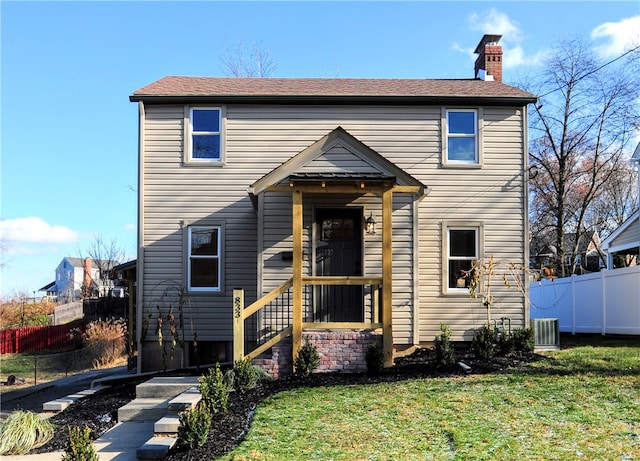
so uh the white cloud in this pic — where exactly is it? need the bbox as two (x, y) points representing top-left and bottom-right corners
(591, 15), (640, 58)
(468, 8), (523, 43)
(460, 8), (544, 69)
(0, 217), (78, 244)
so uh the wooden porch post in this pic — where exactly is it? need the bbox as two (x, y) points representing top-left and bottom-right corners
(382, 188), (394, 367)
(292, 190), (303, 364)
(232, 288), (244, 361)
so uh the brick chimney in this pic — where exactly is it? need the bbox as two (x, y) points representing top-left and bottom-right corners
(474, 34), (503, 82)
(83, 258), (92, 296)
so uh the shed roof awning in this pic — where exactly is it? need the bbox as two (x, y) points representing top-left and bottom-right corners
(249, 127), (427, 197)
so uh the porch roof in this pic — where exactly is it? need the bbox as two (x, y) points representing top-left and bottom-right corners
(248, 127), (427, 196)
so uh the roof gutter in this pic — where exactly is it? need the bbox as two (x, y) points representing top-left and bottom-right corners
(129, 94), (537, 106)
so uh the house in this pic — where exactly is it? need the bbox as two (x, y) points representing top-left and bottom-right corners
(130, 35), (537, 374)
(530, 231), (605, 275)
(38, 257), (117, 302)
(602, 142), (640, 269)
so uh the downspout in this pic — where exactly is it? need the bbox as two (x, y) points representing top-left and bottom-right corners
(523, 105), (531, 328)
(412, 188), (430, 346)
(136, 101), (145, 374)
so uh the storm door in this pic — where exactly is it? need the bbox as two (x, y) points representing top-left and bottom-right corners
(314, 208), (363, 322)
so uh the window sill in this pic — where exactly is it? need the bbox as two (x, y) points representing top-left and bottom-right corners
(182, 160), (225, 167)
(441, 162), (482, 169)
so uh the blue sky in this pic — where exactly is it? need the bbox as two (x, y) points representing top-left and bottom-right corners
(1, 1), (639, 299)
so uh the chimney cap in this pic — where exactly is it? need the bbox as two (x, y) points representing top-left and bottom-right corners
(474, 34), (502, 54)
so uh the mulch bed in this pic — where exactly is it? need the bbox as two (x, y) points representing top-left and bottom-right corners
(30, 349), (544, 459)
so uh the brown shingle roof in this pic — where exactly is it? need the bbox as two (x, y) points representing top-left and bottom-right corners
(130, 76), (536, 104)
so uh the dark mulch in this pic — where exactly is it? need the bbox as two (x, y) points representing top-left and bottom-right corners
(30, 349), (545, 459)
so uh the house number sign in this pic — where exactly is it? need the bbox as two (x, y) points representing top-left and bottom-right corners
(234, 295), (242, 319)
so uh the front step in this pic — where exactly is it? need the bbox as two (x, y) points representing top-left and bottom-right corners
(118, 397), (172, 422)
(135, 376), (200, 398)
(155, 387), (202, 436)
(137, 436), (177, 461)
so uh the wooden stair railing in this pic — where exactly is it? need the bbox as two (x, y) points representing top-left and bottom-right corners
(233, 278), (293, 361)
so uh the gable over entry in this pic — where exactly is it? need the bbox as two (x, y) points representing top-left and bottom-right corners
(240, 127), (428, 367)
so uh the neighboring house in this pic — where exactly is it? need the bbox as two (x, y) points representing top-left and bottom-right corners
(38, 257), (116, 302)
(602, 142), (640, 269)
(130, 35), (537, 373)
(530, 231), (605, 275)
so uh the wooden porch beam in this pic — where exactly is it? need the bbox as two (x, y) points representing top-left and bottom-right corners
(292, 190), (303, 365)
(382, 188), (394, 367)
(266, 184), (420, 194)
(301, 275), (383, 286)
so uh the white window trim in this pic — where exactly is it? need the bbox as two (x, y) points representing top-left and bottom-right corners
(187, 225), (224, 293)
(184, 106), (226, 166)
(442, 221), (484, 295)
(442, 107), (483, 168)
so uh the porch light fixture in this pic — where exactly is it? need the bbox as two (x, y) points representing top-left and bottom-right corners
(366, 213), (377, 234)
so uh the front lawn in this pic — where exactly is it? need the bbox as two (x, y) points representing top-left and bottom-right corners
(221, 336), (640, 461)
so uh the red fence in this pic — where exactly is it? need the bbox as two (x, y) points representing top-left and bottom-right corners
(0, 320), (85, 354)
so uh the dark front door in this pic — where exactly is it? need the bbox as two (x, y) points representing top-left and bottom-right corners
(315, 208), (363, 322)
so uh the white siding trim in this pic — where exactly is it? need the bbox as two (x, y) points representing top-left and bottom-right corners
(136, 101), (145, 374)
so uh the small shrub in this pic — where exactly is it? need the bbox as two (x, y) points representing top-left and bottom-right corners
(61, 425), (98, 461)
(434, 324), (456, 368)
(293, 338), (320, 376)
(512, 327), (534, 352)
(496, 331), (515, 356)
(0, 411), (55, 455)
(365, 343), (384, 375)
(227, 357), (271, 392)
(198, 363), (230, 413)
(229, 357), (258, 391)
(471, 324), (497, 360)
(178, 403), (212, 449)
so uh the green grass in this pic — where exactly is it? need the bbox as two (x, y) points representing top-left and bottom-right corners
(220, 335), (640, 461)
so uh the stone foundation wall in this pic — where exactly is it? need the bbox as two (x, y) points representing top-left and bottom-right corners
(253, 330), (382, 378)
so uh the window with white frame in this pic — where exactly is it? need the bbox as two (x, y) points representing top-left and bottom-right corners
(446, 109), (478, 164)
(188, 226), (221, 291)
(447, 227), (479, 290)
(188, 108), (223, 162)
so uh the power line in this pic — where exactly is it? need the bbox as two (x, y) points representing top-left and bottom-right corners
(538, 44), (640, 99)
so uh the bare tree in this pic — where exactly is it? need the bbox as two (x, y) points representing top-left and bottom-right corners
(525, 37), (640, 277)
(219, 39), (277, 77)
(585, 161), (639, 237)
(80, 234), (125, 297)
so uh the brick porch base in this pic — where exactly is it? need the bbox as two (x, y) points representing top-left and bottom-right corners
(253, 330), (382, 378)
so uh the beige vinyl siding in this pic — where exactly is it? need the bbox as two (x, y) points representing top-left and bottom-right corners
(610, 219), (640, 248)
(141, 103), (526, 347)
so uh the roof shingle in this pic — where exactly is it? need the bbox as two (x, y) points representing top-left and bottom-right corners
(130, 76), (536, 103)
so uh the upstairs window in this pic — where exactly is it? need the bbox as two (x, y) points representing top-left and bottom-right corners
(188, 108), (223, 163)
(445, 109), (478, 164)
(188, 226), (221, 292)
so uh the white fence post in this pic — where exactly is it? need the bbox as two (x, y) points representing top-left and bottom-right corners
(571, 275), (576, 335)
(601, 270), (606, 336)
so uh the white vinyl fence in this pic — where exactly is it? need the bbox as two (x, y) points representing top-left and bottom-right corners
(529, 265), (640, 335)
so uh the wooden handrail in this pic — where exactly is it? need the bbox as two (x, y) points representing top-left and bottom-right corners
(234, 277), (384, 362)
(243, 278), (293, 319)
(245, 326), (293, 360)
(302, 276), (383, 286)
